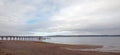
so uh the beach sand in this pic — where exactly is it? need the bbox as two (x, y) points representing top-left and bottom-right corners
(0, 40), (120, 55)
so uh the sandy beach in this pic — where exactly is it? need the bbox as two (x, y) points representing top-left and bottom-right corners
(0, 40), (120, 55)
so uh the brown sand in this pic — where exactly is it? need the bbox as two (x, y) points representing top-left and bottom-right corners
(0, 40), (120, 55)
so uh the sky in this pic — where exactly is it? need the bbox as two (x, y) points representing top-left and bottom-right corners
(0, 0), (120, 36)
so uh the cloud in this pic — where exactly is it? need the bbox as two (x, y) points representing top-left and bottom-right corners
(0, 0), (120, 36)
(0, 0), (46, 35)
(46, 0), (120, 35)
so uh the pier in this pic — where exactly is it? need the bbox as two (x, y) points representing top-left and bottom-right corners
(0, 36), (42, 41)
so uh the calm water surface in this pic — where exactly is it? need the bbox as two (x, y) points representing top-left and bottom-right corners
(43, 37), (120, 46)
(42, 37), (120, 52)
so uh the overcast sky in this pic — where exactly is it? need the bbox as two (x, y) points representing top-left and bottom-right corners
(0, 0), (120, 36)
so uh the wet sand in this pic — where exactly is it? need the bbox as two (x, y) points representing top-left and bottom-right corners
(0, 40), (120, 55)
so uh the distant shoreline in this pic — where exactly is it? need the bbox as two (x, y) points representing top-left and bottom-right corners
(47, 35), (120, 37)
(0, 35), (120, 37)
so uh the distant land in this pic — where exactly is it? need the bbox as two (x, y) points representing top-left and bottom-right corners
(0, 35), (120, 37)
(47, 35), (120, 37)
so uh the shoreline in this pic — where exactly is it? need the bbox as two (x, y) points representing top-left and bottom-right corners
(0, 40), (120, 55)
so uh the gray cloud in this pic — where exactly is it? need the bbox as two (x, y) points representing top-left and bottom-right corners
(0, 0), (120, 35)
(46, 0), (120, 35)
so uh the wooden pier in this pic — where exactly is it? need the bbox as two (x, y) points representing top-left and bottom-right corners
(0, 36), (42, 41)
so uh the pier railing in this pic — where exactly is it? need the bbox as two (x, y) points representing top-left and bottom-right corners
(0, 36), (42, 41)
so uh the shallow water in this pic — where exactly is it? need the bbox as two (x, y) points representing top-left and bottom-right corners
(42, 37), (120, 46)
(42, 37), (120, 53)
(66, 46), (120, 53)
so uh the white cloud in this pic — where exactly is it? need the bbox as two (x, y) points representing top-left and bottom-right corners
(0, 0), (120, 36)
(47, 0), (120, 35)
(0, 0), (46, 35)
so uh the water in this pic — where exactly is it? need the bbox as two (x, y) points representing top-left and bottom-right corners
(42, 37), (120, 46)
(1, 37), (120, 46)
(42, 37), (120, 52)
